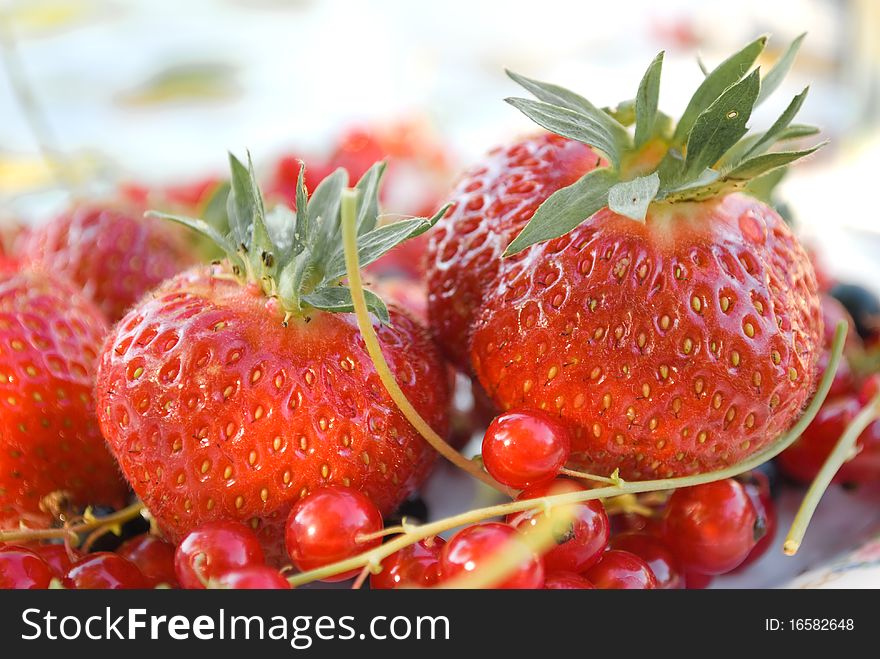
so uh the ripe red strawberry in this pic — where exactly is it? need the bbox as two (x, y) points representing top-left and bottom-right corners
(95, 156), (450, 560)
(23, 204), (193, 322)
(428, 36), (824, 478)
(0, 269), (128, 531)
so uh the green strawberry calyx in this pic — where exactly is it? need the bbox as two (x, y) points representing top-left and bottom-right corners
(503, 33), (825, 256)
(148, 154), (446, 324)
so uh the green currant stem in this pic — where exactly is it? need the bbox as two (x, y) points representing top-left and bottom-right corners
(558, 467), (618, 485)
(287, 298), (846, 587)
(784, 390), (880, 555)
(340, 188), (515, 497)
(0, 501), (146, 545)
(356, 525), (407, 543)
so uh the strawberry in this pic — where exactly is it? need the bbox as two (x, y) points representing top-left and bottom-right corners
(95, 156), (450, 560)
(0, 269), (128, 531)
(23, 203), (193, 322)
(427, 36), (824, 479)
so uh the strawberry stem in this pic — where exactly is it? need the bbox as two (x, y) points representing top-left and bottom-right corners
(0, 501), (146, 545)
(784, 389), (880, 555)
(286, 323), (846, 586)
(340, 188), (515, 496)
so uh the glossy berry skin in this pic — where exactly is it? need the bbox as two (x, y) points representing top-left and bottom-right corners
(285, 486), (383, 581)
(28, 544), (76, 578)
(663, 480), (758, 575)
(816, 296), (860, 398)
(215, 565), (290, 589)
(24, 205), (192, 321)
(543, 571), (595, 589)
(0, 270), (127, 531)
(685, 572), (713, 589)
(610, 532), (683, 589)
(63, 553), (149, 589)
(441, 522), (544, 589)
(118, 534), (178, 587)
(482, 409), (571, 488)
(95, 266), (449, 560)
(735, 472), (777, 570)
(778, 395), (880, 484)
(428, 135), (822, 479)
(506, 478), (608, 573)
(175, 521), (264, 590)
(0, 548), (53, 589)
(370, 537), (445, 590)
(584, 550), (658, 589)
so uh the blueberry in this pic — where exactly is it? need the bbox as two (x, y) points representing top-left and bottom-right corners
(830, 283), (880, 340)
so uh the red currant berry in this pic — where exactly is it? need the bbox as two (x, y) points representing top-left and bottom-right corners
(215, 565), (290, 589)
(663, 479), (758, 575)
(370, 537), (446, 590)
(0, 548), (53, 589)
(585, 550), (657, 589)
(778, 395), (880, 484)
(118, 534), (178, 587)
(175, 521), (264, 590)
(30, 544), (77, 578)
(684, 571), (713, 589)
(543, 571), (595, 589)
(63, 553), (149, 589)
(481, 409), (571, 489)
(285, 486), (383, 581)
(506, 478), (608, 573)
(610, 532), (683, 589)
(440, 523), (544, 589)
(734, 472), (777, 570)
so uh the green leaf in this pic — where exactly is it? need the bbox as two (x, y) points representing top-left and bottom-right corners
(607, 172), (660, 222)
(302, 286), (390, 324)
(757, 33), (805, 106)
(147, 210), (240, 265)
(354, 161), (386, 235)
(322, 206), (447, 282)
(744, 166), (788, 203)
(634, 52), (663, 147)
(506, 69), (629, 139)
(681, 68), (761, 182)
(200, 180), (230, 234)
(227, 153), (257, 248)
(672, 35), (766, 145)
(723, 142), (826, 180)
(717, 121), (817, 171)
(504, 168), (618, 256)
(294, 161), (309, 239)
(307, 168), (348, 257)
(741, 87), (809, 160)
(505, 97), (626, 167)
(604, 100), (635, 126)
(264, 203), (298, 262)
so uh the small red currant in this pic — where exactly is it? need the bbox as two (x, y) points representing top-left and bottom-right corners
(584, 550), (657, 589)
(685, 571), (713, 589)
(734, 472), (776, 571)
(610, 532), (683, 589)
(440, 523), (544, 589)
(175, 521), (264, 590)
(481, 409), (571, 489)
(663, 479), (758, 575)
(29, 544), (77, 578)
(285, 486), (383, 581)
(543, 571), (595, 589)
(118, 534), (178, 587)
(371, 537), (446, 590)
(506, 478), (608, 573)
(215, 565), (290, 589)
(0, 548), (53, 589)
(63, 553), (149, 589)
